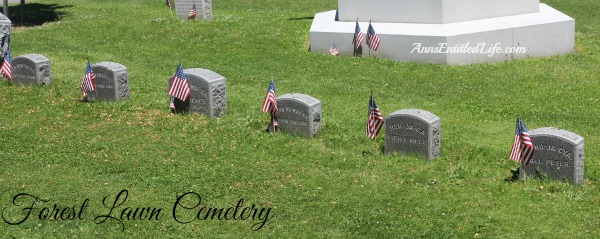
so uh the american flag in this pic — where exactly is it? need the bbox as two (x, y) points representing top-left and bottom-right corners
(1, 48), (11, 81)
(366, 93), (384, 139)
(168, 64), (191, 101)
(510, 117), (535, 165)
(262, 79), (278, 132)
(188, 3), (197, 20)
(80, 59), (96, 97)
(261, 79), (278, 113)
(329, 42), (339, 56)
(367, 21), (381, 51)
(352, 20), (364, 50)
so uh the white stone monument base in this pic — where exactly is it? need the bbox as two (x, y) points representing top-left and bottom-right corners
(337, 0), (540, 24)
(309, 4), (574, 65)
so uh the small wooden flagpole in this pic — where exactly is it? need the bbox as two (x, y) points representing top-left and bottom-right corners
(88, 57), (99, 100)
(368, 19), (372, 57)
(516, 112), (527, 181)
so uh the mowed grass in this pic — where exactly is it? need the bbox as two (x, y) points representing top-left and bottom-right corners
(1, 0), (600, 237)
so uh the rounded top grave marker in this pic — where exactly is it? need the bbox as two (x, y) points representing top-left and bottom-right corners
(90, 61), (129, 101)
(276, 93), (322, 138)
(11, 54), (52, 85)
(172, 68), (227, 118)
(384, 109), (441, 160)
(522, 127), (584, 185)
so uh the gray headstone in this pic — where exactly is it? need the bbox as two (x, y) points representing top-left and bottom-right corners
(91, 62), (129, 101)
(175, 0), (212, 21)
(168, 68), (226, 118)
(384, 109), (441, 160)
(521, 127), (584, 185)
(276, 93), (322, 138)
(0, 13), (9, 63)
(10, 54), (51, 85)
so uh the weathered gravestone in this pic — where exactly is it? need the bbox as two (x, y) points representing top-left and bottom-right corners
(90, 62), (129, 101)
(0, 13), (10, 65)
(384, 109), (440, 160)
(521, 127), (584, 185)
(276, 93), (322, 138)
(175, 0), (212, 21)
(11, 54), (51, 85)
(169, 68), (226, 118)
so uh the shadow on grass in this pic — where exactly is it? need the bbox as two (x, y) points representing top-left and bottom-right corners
(170, 97), (190, 114)
(1, 3), (73, 26)
(287, 16), (313, 21)
(505, 167), (552, 183)
(504, 167), (520, 182)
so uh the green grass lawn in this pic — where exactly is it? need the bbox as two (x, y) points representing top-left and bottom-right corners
(1, 0), (600, 237)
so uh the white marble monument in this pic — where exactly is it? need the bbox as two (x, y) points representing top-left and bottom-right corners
(309, 0), (574, 65)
